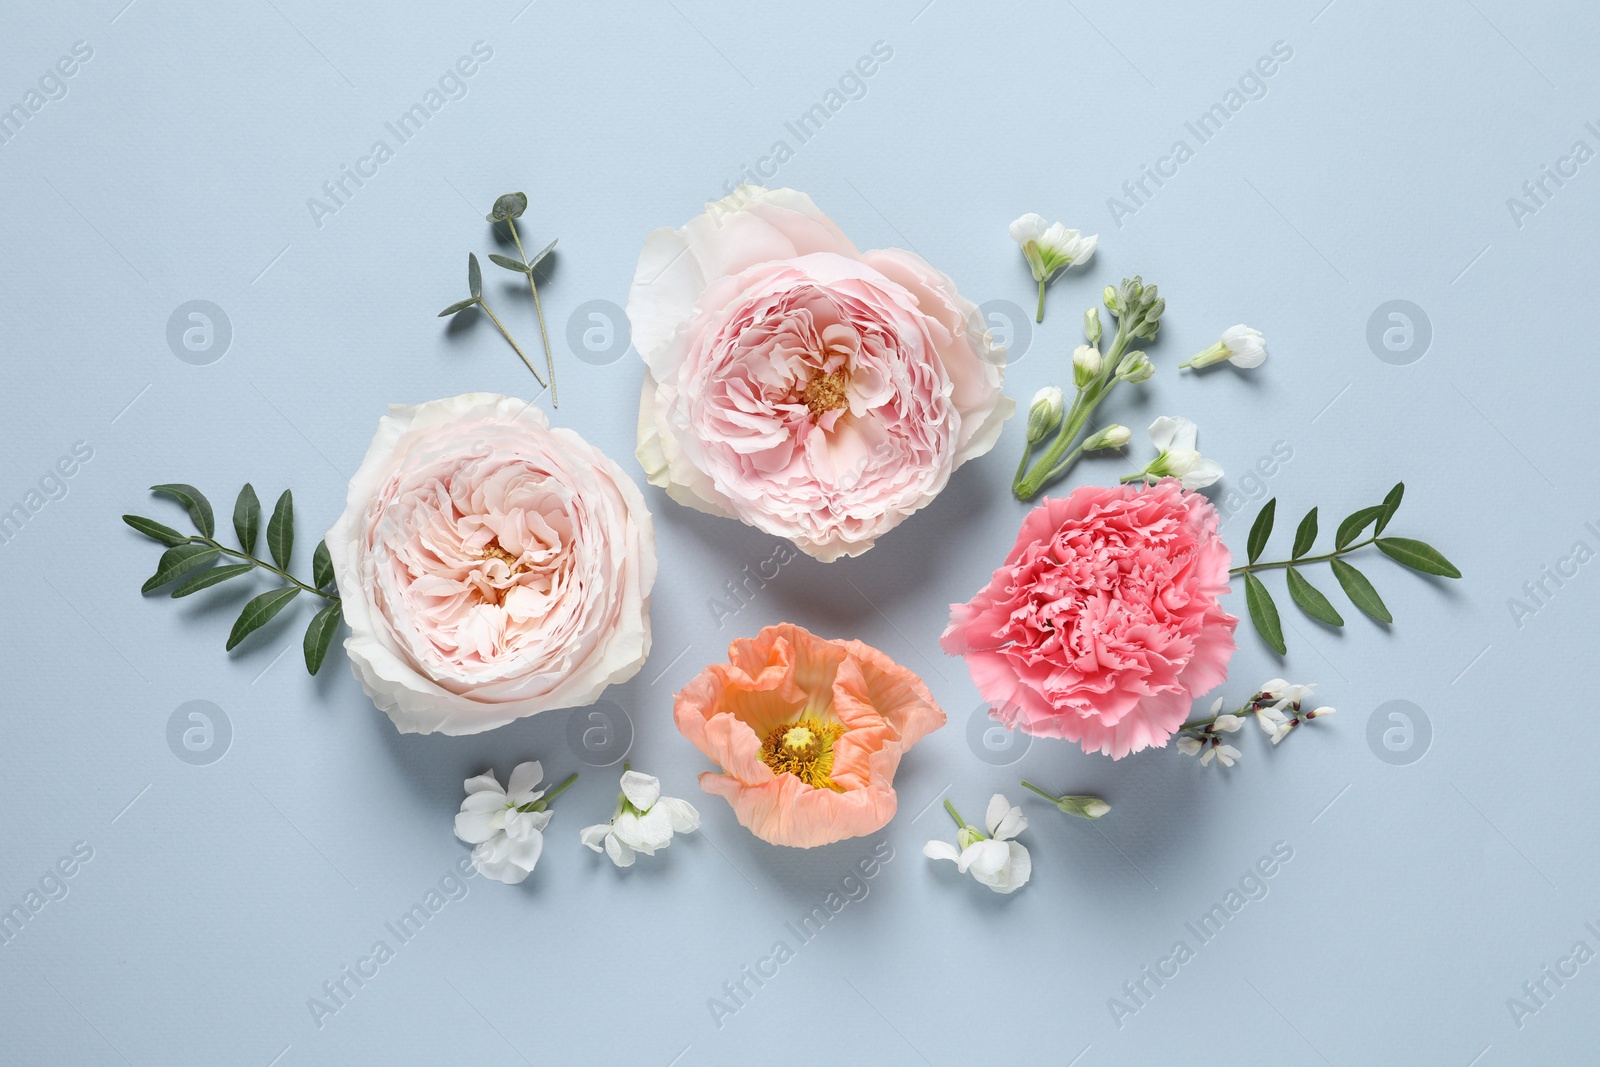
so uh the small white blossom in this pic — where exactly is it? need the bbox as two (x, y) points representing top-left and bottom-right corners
(1200, 742), (1241, 767)
(1011, 213), (1098, 322)
(1177, 736), (1204, 756)
(924, 794), (1032, 894)
(1259, 678), (1317, 707)
(1183, 324), (1267, 370)
(1306, 706), (1336, 720)
(1213, 713), (1245, 733)
(579, 770), (700, 868)
(1133, 416), (1223, 490)
(454, 762), (555, 885)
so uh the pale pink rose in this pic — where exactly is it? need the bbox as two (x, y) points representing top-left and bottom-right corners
(941, 480), (1237, 758)
(327, 394), (656, 735)
(628, 185), (1013, 562)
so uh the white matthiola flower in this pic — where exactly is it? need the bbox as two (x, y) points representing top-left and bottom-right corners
(454, 761), (554, 885)
(580, 770), (700, 868)
(1011, 213), (1098, 322)
(1200, 742), (1241, 767)
(1183, 324), (1267, 370)
(1134, 416), (1223, 490)
(923, 794), (1032, 894)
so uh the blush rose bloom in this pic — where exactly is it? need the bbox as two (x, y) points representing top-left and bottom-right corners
(327, 394), (656, 735)
(941, 480), (1236, 758)
(674, 623), (946, 847)
(628, 185), (1013, 562)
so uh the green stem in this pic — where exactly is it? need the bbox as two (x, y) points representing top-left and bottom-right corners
(1230, 537), (1377, 576)
(506, 222), (558, 407)
(542, 772), (579, 805)
(943, 798), (968, 830)
(193, 538), (338, 601)
(1019, 780), (1059, 803)
(478, 298), (547, 388)
(1035, 278), (1047, 323)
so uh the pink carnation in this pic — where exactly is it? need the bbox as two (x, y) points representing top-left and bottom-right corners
(941, 480), (1237, 758)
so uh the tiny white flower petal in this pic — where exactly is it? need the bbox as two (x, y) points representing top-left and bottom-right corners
(1200, 746), (1217, 766)
(620, 770), (661, 812)
(1221, 324), (1267, 368)
(1309, 706), (1336, 718)
(506, 761), (543, 801)
(1216, 744), (1241, 766)
(471, 839), (530, 885)
(1009, 213), (1048, 244)
(1177, 736), (1203, 756)
(1210, 697), (1224, 714)
(604, 833), (636, 868)
(1180, 457), (1224, 491)
(579, 823), (612, 853)
(960, 838), (1008, 879)
(1213, 713), (1244, 733)
(1147, 415), (1188, 453)
(923, 839), (962, 865)
(656, 796), (701, 834)
(463, 771), (503, 796)
(454, 807), (503, 845)
(983, 794), (1011, 835)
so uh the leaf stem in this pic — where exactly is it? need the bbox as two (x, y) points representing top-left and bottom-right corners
(1230, 537), (1377, 576)
(506, 221), (558, 407)
(190, 538), (339, 601)
(478, 297), (548, 388)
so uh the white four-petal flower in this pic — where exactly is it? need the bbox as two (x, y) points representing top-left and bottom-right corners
(924, 794), (1032, 895)
(1139, 416), (1224, 490)
(454, 761), (552, 885)
(580, 770), (700, 868)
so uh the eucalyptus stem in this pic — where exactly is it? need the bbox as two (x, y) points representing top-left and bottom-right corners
(506, 221), (558, 407)
(189, 537), (338, 601)
(1230, 537), (1377, 576)
(478, 298), (547, 388)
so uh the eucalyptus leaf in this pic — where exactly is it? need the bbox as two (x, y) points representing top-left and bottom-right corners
(226, 587), (300, 651)
(1335, 505), (1386, 550)
(142, 544), (219, 593)
(1286, 567), (1345, 626)
(313, 540), (333, 590)
(303, 601), (343, 675)
(1330, 559), (1392, 624)
(171, 563), (254, 598)
(437, 297), (478, 318)
(1292, 507), (1318, 559)
(267, 490), (294, 570)
(1247, 498), (1276, 564)
(122, 514), (187, 546)
(488, 192), (527, 221)
(1376, 537), (1461, 578)
(151, 483), (214, 538)
(1244, 573), (1286, 655)
(1376, 482), (1405, 534)
(468, 253), (483, 298)
(234, 484), (260, 553)
(488, 253), (532, 275)
(525, 237), (558, 272)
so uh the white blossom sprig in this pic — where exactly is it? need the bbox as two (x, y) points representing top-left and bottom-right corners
(1176, 681), (1336, 768)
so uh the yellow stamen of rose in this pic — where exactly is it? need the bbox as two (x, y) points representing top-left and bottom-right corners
(761, 716), (846, 791)
(477, 540), (526, 606)
(802, 370), (849, 416)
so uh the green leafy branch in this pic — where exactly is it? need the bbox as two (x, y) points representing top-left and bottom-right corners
(123, 484), (343, 675)
(1230, 482), (1461, 654)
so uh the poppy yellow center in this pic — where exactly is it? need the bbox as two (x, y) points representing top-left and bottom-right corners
(802, 370), (849, 416)
(761, 716), (846, 791)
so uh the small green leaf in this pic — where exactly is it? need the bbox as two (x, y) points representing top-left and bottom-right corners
(487, 192), (527, 221)
(267, 490), (294, 570)
(1286, 567), (1345, 626)
(525, 237), (558, 272)
(313, 540), (333, 590)
(171, 563), (254, 598)
(1244, 573), (1286, 654)
(437, 297), (478, 318)
(142, 544), (220, 593)
(488, 253), (532, 275)
(1375, 482), (1405, 534)
(1330, 559), (1392, 624)
(233, 484), (260, 553)
(1292, 507), (1318, 559)
(1335, 505), (1386, 550)
(1376, 537), (1461, 578)
(151, 483), (214, 538)
(303, 601), (343, 674)
(123, 514), (187, 546)
(1247, 498), (1276, 564)
(226, 587), (300, 651)
(468, 253), (483, 298)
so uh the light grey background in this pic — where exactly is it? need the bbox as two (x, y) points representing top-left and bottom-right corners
(1, 0), (1594, 1064)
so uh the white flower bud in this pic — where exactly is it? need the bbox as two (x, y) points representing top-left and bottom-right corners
(1055, 795), (1111, 819)
(1084, 307), (1102, 346)
(1082, 424), (1131, 451)
(1026, 386), (1065, 444)
(1117, 352), (1154, 383)
(1072, 344), (1102, 387)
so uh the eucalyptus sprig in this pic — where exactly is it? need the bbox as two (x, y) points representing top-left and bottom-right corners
(1230, 482), (1461, 654)
(439, 253), (548, 389)
(484, 192), (560, 407)
(1013, 276), (1165, 499)
(123, 484), (343, 674)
